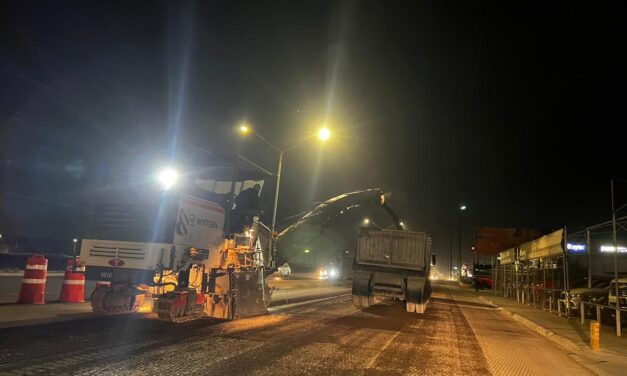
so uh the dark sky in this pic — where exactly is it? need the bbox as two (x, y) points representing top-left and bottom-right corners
(1, 1), (626, 266)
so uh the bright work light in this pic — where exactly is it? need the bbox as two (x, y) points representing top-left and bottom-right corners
(157, 167), (179, 190)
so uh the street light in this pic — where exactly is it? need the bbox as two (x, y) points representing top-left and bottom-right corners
(318, 127), (330, 141)
(239, 123), (250, 134)
(363, 218), (383, 229)
(458, 204), (467, 279)
(72, 238), (78, 256)
(238, 123), (330, 249)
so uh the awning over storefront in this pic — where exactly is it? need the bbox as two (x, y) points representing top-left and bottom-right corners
(518, 229), (564, 261)
(499, 248), (516, 265)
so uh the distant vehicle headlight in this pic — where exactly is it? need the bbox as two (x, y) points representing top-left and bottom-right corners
(329, 269), (337, 278)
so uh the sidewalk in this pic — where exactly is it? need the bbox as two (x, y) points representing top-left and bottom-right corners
(476, 290), (627, 376)
(0, 302), (94, 329)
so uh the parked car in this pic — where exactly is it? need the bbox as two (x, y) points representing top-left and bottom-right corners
(561, 279), (612, 317)
(608, 278), (627, 308)
(608, 278), (627, 326)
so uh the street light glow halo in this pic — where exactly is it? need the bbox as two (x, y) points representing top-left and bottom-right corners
(239, 124), (250, 134)
(318, 127), (330, 141)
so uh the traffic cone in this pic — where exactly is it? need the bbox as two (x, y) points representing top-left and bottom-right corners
(59, 257), (85, 303)
(18, 254), (48, 304)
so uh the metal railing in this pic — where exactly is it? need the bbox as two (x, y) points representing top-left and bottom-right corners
(574, 300), (625, 336)
(495, 277), (624, 337)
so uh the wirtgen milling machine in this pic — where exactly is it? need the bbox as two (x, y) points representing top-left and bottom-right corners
(80, 155), (394, 323)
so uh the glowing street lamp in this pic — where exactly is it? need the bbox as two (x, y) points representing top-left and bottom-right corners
(239, 124), (250, 134)
(363, 218), (370, 225)
(73, 238), (78, 256)
(238, 123), (331, 247)
(318, 127), (330, 141)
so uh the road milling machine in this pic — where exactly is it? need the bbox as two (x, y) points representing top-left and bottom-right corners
(81, 154), (396, 323)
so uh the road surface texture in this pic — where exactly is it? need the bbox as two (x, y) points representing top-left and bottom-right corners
(0, 283), (591, 375)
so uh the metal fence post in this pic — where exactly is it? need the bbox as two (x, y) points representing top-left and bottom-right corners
(617, 308), (622, 337)
(549, 296), (552, 313)
(581, 302), (585, 325)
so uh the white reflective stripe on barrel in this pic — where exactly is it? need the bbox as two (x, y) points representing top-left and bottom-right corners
(63, 279), (85, 285)
(25, 265), (47, 270)
(22, 278), (46, 284)
(76, 267), (86, 272)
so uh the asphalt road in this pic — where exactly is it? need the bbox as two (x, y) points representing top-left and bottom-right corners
(0, 282), (591, 375)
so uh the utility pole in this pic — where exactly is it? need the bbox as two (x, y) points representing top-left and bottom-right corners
(458, 216), (462, 278)
(458, 205), (467, 278)
(611, 179), (621, 336)
(449, 231), (453, 279)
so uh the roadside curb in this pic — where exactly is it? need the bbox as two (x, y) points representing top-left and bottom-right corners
(477, 295), (582, 353)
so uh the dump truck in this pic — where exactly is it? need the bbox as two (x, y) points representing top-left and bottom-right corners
(352, 228), (434, 313)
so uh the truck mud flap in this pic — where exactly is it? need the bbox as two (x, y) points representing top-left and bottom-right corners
(352, 271), (371, 297)
(352, 271), (372, 309)
(405, 277), (430, 314)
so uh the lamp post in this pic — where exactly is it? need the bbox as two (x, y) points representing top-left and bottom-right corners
(458, 205), (467, 278)
(239, 123), (330, 247)
(72, 238), (78, 257)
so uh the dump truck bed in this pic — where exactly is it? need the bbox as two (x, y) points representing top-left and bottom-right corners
(352, 228), (432, 314)
(356, 228), (429, 271)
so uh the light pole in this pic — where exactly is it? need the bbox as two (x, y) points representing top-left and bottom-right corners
(239, 123), (331, 245)
(72, 238), (78, 257)
(458, 205), (467, 279)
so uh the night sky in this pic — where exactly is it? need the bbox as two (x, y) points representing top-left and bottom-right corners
(1, 1), (626, 266)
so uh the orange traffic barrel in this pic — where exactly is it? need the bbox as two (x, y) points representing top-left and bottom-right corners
(59, 257), (85, 303)
(17, 254), (48, 304)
